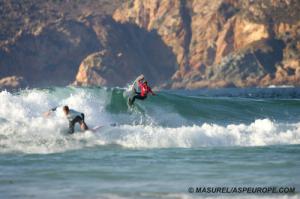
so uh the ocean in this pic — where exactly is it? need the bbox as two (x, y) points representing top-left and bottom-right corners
(0, 87), (299, 199)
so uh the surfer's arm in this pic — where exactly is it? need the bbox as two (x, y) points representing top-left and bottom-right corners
(51, 107), (58, 111)
(43, 106), (58, 117)
(149, 87), (156, 95)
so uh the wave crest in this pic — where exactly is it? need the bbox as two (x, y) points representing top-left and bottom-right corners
(0, 88), (299, 154)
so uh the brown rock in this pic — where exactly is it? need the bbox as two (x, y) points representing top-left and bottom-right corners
(74, 52), (108, 86)
(233, 17), (269, 50)
(0, 76), (28, 90)
(74, 16), (177, 87)
(113, 0), (189, 77)
(113, 0), (300, 88)
(0, 20), (100, 87)
(1, 0), (300, 89)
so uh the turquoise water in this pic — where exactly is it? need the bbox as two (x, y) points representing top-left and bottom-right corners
(0, 87), (300, 198)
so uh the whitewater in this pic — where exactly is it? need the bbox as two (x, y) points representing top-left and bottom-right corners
(0, 87), (300, 198)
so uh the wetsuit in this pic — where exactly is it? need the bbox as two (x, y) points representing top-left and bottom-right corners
(130, 81), (154, 105)
(67, 109), (88, 134)
(50, 107), (88, 134)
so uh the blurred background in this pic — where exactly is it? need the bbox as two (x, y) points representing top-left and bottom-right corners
(0, 0), (299, 90)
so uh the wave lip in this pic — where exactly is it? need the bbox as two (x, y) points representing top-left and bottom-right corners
(1, 88), (300, 154)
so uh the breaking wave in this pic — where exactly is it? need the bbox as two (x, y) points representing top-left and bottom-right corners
(0, 87), (300, 154)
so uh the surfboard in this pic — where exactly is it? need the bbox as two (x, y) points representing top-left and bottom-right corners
(89, 125), (104, 133)
(127, 88), (136, 106)
(88, 123), (118, 133)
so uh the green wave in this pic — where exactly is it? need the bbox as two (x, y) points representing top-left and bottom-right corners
(15, 86), (300, 125)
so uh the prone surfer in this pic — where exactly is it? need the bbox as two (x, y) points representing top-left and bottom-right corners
(129, 77), (156, 106)
(44, 105), (89, 134)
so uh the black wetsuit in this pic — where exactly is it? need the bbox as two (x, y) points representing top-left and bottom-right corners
(68, 113), (87, 134)
(130, 92), (147, 105)
(50, 107), (88, 134)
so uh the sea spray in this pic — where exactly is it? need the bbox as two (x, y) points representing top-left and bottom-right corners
(1, 87), (300, 199)
(1, 87), (300, 154)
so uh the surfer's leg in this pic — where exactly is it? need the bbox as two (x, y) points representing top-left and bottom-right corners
(129, 92), (141, 106)
(68, 116), (83, 133)
(131, 93), (146, 105)
(130, 96), (136, 105)
(131, 95), (138, 104)
(68, 121), (75, 134)
(135, 95), (147, 101)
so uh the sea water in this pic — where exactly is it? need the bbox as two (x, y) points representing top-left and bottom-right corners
(0, 87), (299, 199)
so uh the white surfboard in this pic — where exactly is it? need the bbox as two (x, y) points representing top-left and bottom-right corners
(126, 74), (145, 106)
(89, 125), (104, 133)
(89, 123), (118, 133)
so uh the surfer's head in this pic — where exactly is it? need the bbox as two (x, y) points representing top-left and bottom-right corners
(63, 105), (69, 115)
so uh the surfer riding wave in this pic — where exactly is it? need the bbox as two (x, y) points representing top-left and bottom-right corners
(128, 75), (156, 106)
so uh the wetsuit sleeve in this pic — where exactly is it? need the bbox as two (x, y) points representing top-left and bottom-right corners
(51, 107), (58, 112)
(43, 106), (58, 117)
(148, 87), (155, 95)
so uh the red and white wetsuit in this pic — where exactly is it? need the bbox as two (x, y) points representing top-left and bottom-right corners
(138, 80), (154, 97)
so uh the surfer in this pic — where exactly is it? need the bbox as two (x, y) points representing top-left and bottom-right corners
(44, 105), (89, 134)
(129, 78), (156, 106)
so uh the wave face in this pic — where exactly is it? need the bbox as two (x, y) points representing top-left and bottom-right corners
(0, 87), (300, 153)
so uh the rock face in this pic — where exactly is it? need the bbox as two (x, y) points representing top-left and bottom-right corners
(0, 76), (28, 90)
(113, 0), (300, 88)
(73, 16), (177, 87)
(0, 1), (177, 89)
(0, 0), (109, 87)
(113, 0), (191, 80)
(1, 0), (300, 89)
(0, 21), (100, 87)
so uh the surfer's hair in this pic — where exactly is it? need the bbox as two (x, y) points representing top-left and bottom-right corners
(63, 105), (69, 113)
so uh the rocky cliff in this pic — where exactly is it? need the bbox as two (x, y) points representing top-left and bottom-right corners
(1, 0), (300, 90)
(113, 0), (300, 88)
(0, 0), (118, 88)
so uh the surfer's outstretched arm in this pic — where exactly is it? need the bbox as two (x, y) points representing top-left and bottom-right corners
(148, 87), (156, 96)
(43, 106), (58, 117)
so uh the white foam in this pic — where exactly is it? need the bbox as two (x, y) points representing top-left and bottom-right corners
(96, 119), (300, 148)
(267, 85), (295, 88)
(1, 90), (300, 154)
(0, 89), (106, 153)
